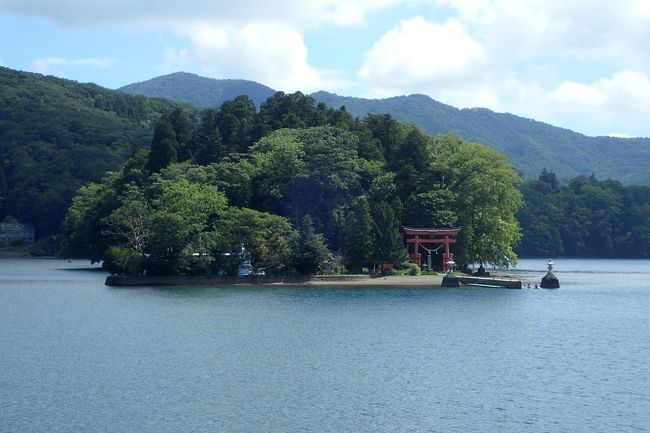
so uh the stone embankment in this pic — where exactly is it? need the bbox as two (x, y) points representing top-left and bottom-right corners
(105, 274), (454, 287)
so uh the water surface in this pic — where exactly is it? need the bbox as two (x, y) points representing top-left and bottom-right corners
(1, 258), (649, 432)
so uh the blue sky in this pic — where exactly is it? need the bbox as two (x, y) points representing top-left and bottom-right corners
(1, 0), (649, 137)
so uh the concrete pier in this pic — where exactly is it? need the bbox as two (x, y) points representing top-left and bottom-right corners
(458, 276), (522, 289)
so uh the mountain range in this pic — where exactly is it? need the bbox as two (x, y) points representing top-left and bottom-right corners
(120, 72), (650, 184)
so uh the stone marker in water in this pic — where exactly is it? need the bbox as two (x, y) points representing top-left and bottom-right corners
(540, 258), (560, 289)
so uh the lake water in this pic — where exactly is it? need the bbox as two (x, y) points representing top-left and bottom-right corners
(1, 258), (649, 433)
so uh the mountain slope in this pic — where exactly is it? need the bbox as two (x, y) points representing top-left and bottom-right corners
(311, 91), (650, 184)
(0, 67), (185, 237)
(118, 72), (650, 184)
(119, 72), (275, 108)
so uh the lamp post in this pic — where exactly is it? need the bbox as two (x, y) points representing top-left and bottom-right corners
(441, 258), (460, 287)
(540, 258), (560, 288)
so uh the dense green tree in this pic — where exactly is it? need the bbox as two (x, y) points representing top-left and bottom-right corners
(147, 118), (178, 172)
(293, 215), (330, 274)
(403, 190), (458, 228)
(209, 207), (297, 275)
(59, 180), (117, 261)
(218, 95), (256, 154)
(250, 129), (305, 214)
(256, 92), (326, 136)
(291, 127), (362, 246)
(428, 135), (522, 268)
(371, 198), (407, 268)
(167, 108), (194, 161)
(193, 109), (224, 164)
(212, 158), (254, 208)
(342, 195), (375, 271)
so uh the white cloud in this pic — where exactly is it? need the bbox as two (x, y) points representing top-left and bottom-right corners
(0, 56), (4, 67)
(171, 22), (351, 93)
(544, 71), (650, 114)
(358, 17), (486, 97)
(351, 1), (650, 136)
(0, 0), (409, 29)
(438, 0), (650, 65)
(497, 70), (650, 137)
(32, 56), (118, 74)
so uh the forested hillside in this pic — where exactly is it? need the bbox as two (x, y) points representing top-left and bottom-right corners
(0, 67), (186, 237)
(119, 72), (275, 109)
(518, 169), (650, 258)
(312, 92), (650, 184)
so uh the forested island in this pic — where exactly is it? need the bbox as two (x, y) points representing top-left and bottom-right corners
(59, 92), (522, 276)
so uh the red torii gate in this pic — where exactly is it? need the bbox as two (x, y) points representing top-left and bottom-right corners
(403, 227), (461, 272)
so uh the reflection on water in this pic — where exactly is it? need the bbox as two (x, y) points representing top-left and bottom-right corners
(1, 258), (649, 433)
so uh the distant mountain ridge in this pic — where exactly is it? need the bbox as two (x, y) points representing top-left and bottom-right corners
(119, 72), (275, 108)
(311, 91), (650, 183)
(119, 72), (650, 184)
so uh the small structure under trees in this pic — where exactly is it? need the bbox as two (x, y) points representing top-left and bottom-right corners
(403, 227), (460, 272)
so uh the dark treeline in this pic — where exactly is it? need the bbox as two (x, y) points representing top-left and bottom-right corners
(518, 169), (650, 258)
(60, 91), (522, 276)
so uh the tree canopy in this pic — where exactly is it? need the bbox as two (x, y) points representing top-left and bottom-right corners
(518, 171), (650, 258)
(59, 91), (525, 275)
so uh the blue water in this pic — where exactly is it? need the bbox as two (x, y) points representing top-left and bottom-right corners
(1, 258), (649, 433)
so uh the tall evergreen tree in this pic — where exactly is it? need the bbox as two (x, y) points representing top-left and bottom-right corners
(371, 199), (407, 269)
(218, 96), (256, 154)
(147, 118), (178, 173)
(293, 215), (330, 274)
(167, 108), (194, 162)
(194, 109), (224, 165)
(342, 195), (375, 271)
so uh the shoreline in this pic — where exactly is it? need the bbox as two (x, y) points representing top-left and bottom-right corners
(104, 273), (526, 289)
(105, 274), (448, 287)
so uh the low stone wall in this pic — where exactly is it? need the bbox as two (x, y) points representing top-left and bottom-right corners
(105, 274), (371, 287)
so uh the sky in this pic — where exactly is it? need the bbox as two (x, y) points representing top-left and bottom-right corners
(1, 0), (649, 138)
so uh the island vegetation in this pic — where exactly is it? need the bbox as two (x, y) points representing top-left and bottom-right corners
(59, 92), (522, 276)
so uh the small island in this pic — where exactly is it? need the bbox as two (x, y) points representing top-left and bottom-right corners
(59, 93), (521, 282)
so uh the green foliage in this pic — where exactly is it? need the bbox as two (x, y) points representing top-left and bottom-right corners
(217, 95), (257, 154)
(293, 215), (330, 274)
(0, 67), (186, 236)
(403, 190), (458, 228)
(210, 207), (298, 275)
(427, 135), (523, 268)
(370, 199), (408, 267)
(193, 109), (224, 164)
(342, 195), (375, 271)
(147, 118), (178, 172)
(57, 87), (528, 274)
(518, 171), (650, 258)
